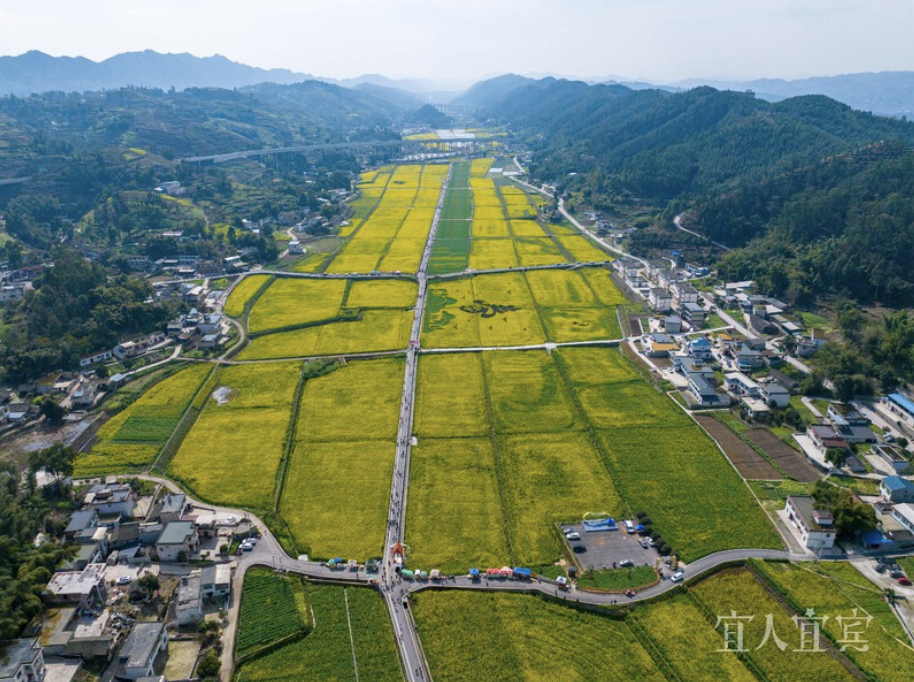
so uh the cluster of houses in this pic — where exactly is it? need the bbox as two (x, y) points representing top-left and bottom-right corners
(0, 479), (244, 682)
(166, 306), (227, 351)
(613, 257), (710, 332)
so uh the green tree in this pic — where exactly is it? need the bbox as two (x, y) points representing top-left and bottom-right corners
(196, 652), (220, 680)
(28, 444), (75, 491)
(138, 573), (160, 596)
(39, 397), (66, 425)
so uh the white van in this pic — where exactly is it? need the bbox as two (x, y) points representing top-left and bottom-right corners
(625, 520), (635, 534)
(670, 571), (684, 583)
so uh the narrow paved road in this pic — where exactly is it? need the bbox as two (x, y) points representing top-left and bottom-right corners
(379, 167), (452, 682)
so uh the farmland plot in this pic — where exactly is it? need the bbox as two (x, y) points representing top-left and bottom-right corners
(281, 359), (402, 558)
(483, 351), (580, 434)
(691, 570), (856, 681)
(169, 362), (300, 509)
(557, 235), (613, 263)
(75, 364), (212, 476)
(415, 354), (489, 438)
(413, 591), (664, 682)
(467, 238), (519, 270)
(247, 278), (346, 334)
(512, 236), (568, 266)
(236, 585), (399, 682)
(345, 279), (417, 309)
(236, 568), (308, 657)
(755, 561), (914, 681)
(631, 593), (757, 682)
(500, 432), (623, 566)
(224, 274), (271, 318)
(236, 310), (412, 360)
(406, 438), (508, 571)
(557, 348), (780, 559)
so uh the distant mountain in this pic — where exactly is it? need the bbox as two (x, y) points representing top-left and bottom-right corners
(676, 72), (914, 118)
(454, 74), (537, 109)
(493, 79), (914, 199)
(405, 104), (453, 128)
(0, 50), (314, 96)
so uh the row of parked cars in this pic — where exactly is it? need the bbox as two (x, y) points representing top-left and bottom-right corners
(875, 558), (911, 586)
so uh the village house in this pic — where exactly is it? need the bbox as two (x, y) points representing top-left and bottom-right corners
(672, 282), (699, 308)
(648, 288), (672, 313)
(880, 476), (914, 503)
(70, 379), (98, 410)
(157, 493), (188, 524)
(891, 503), (914, 535)
(806, 424), (850, 456)
(155, 521), (199, 562)
(662, 315), (682, 334)
(680, 302), (706, 329)
(79, 350), (113, 368)
(84, 482), (137, 519)
(785, 496), (836, 551)
(872, 444), (911, 474)
(645, 333), (678, 358)
(64, 510), (100, 541)
(686, 337), (714, 360)
(201, 564), (232, 600)
(0, 281), (33, 305)
(825, 403), (876, 443)
(757, 379), (790, 408)
(43, 564), (107, 609)
(118, 622), (168, 680)
(174, 573), (203, 625)
(0, 639), (45, 682)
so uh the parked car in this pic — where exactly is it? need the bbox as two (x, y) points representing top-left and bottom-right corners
(875, 563), (888, 574)
(572, 545), (586, 554)
(670, 571), (684, 583)
(565, 531), (581, 541)
(899, 577), (912, 587)
(116, 576), (132, 586)
(639, 540), (649, 549)
(620, 559), (634, 567)
(890, 570), (905, 580)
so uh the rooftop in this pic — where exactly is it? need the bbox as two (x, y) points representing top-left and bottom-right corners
(159, 494), (186, 515)
(65, 510), (98, 534)
(46, 564), (106, 597)
(176, 574), (201, 608)
(157, 521), (196, 545)
(121, 622), (164, 670)
(788, 495), (833, 532)
(888, 393), (914, 415)
(0, 639), (41, 677)
(882, 476), (914, 492)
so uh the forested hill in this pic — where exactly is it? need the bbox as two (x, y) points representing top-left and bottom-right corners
(489, 78), (914, 199)
(0, 81), (405, 179)
(699, 144), (914, 306)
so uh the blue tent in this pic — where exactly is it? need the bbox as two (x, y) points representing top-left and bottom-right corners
(469, 568), (480, 578)
(636, 524), (645, 533)
(512, 567), (532, 578)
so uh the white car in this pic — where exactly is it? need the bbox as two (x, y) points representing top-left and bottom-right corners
(670, 571), (684, 583)
(565, 531), (581, 541)
(116, 576), (133, 586)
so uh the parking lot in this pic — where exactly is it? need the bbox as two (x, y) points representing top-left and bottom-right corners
(563, 522), (660, 572)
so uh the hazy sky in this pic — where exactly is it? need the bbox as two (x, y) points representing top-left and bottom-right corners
(2, 0), (912, 85)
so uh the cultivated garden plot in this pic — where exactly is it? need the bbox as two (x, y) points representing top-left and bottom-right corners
(169, 362), (301, 509)
(691, 570), (857, 681)
(280, 358), (403, 559)
(754, 561), (914, 681)
(412, 591), (665, 682)
(74, 364), (213, 477)
(235, 567), (309, 658)
(235, 584), (400, 682)
(630, 593), (758, 682)
(414, 353), (490, 439)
